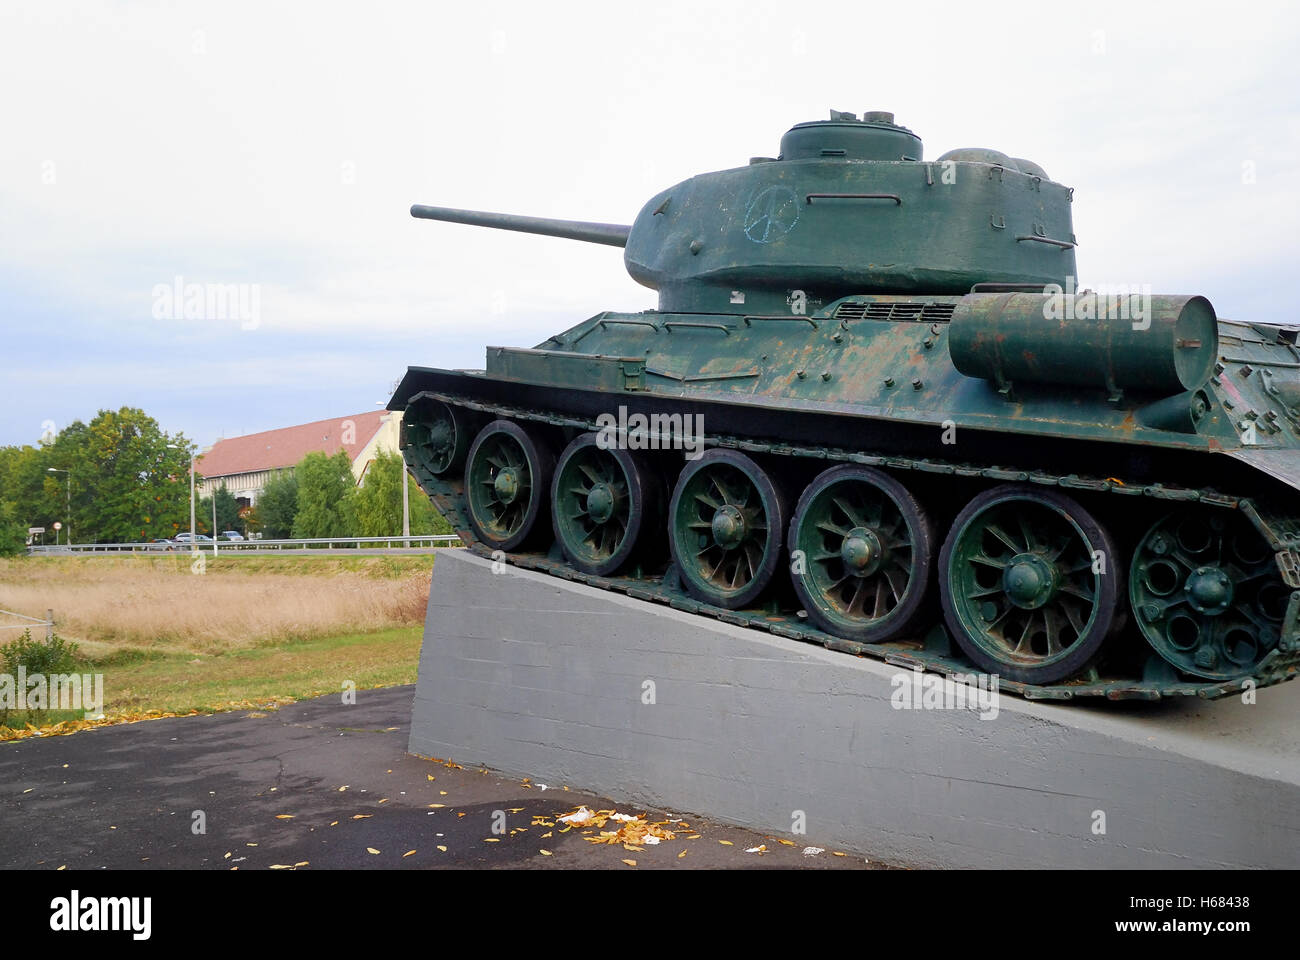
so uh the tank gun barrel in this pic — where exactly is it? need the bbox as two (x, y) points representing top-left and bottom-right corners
(410, 204), (630, 248)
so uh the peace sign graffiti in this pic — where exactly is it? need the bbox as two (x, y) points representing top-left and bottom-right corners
(743, 186), (800, 244)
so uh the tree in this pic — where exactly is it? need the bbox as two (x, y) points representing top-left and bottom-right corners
(353, 451), (404, 537)
(240, 504), (262, 538)
(197, 484), (242, 536)
(258, 472), (298, 539)
(353, 450), (453, 537)
(410, 476), (452, 535)
(0, 501), (27, 556)
(0, 408), (193, 543)
(291, 451), (356, 538)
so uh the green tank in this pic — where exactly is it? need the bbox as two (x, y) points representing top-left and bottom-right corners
(390, 110), (1300, 702)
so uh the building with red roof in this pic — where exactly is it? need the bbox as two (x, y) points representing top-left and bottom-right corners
(195, 410), (399, 506)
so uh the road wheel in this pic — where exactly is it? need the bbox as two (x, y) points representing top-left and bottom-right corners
(939, 484), (1120, 684)
(787, 465), (934, 642)
(668, 450), (786, 609)
(463, 420), (554, 551)
(551, 433), (658, 576)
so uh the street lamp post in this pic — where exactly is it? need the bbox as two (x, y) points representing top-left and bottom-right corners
(46, 468), (70, 546)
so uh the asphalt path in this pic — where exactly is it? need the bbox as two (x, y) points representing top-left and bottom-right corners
(0, 686), (883, 870)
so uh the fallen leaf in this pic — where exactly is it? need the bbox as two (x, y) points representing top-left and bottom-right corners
(541, 832), (552, 838)
(366, 847), (380, 855)
(378, 798), (389, 804)
(224, 852), (231, 859)
(484, 838), (500, 843)
(427, 775), (435, 781)
(777, 839), (795, 846)
(539, 849), (552, 856)
(678, 850), (687, 859)
(329, 821), (339, 827)
(718, 840), (733, 846)
(507, 807), (524, 813)
(275, 814), (294, 820)
(294, 861), (309, 868)
(352, 815), (372, 820)
(403, 850), (416, 858)
(269, 864), (293, 870)
(833, 851), (846, 857)
(428, 803), (446, 809)
(621, 858), (637, 866)
(437, 845), (447, 852)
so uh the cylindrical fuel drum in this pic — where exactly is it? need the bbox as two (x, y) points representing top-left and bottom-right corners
(949, 292), (1218, 397)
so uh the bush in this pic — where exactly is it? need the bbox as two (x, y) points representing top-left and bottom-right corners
(2, 628), (79, 676)
(1, 628), (81, 728)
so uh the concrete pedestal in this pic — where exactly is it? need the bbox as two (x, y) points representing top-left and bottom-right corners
(410, 549), (1300, 869)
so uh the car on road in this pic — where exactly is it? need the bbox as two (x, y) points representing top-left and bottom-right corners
(145, 538), (175, 552)
(173, 533), (214, 546)
(219, 530), (245, 541)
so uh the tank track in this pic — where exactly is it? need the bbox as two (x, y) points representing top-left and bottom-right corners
(410, 390), (1300, 703)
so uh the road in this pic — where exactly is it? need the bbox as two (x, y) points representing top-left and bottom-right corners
(0, 686), (885, 870)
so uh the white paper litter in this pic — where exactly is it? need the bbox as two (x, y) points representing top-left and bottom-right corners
(557, 806), (594, 824)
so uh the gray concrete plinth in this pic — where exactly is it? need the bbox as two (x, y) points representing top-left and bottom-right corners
(409, 549), (1300, 869)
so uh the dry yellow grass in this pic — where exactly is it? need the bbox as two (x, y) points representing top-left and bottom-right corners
(0, 554), (432, 656)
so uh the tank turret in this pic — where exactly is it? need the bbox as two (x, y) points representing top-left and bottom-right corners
(413, 111), (1076, 314)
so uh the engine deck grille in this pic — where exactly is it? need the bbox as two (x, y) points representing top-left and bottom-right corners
(833, 301), (957, 323)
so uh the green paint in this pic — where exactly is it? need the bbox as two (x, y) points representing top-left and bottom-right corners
(392, 110), (1300, 699)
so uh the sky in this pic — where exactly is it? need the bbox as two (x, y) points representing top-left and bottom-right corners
(2, 1), (1298, 449)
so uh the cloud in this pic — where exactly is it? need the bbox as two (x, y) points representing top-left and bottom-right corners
(2, 0), (1298, 446)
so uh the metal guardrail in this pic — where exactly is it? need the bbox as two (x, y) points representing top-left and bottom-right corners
(0, 608), (53, 633)
(27, 535), (463, 555)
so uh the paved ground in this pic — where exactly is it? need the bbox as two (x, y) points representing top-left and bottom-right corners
(0, 686), (885, 870)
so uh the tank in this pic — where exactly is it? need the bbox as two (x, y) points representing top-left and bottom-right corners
(390, 110), (1300, 702)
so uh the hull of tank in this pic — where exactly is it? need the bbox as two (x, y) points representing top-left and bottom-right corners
(390, 298), (1300, 702)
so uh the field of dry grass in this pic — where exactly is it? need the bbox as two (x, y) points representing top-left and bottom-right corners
(0, 554), (442, 734)
(0, 554), (433, 657)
